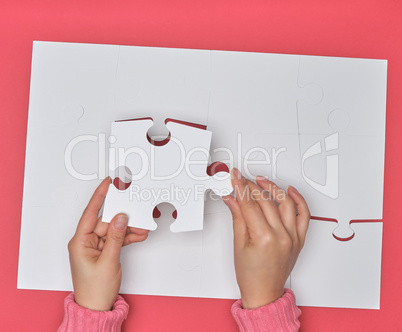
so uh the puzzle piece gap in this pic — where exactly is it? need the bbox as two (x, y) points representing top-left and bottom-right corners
(152, 205), (178, 220)
(152, 206), (161, 218)
(147, 131), (171, 146)
(112, 165), (133, 190)
(310, 216), (355, 242)
(206, 161), (229, 176)
(152, 202), (177, 221)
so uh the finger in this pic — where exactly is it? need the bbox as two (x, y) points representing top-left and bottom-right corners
(95, 219), (150, 239)
(94, 216), (109, 238)
(231, 169), (271, 238)
(100, 213), (128, 264)
(223, 195), (248, 247)
(256, 176), (298, 238)
(127, 227), (150, 236)
(246, 180), (285, 231)
(288, 186), (311, 246)
(76, 177), (112, 235)
(123, 232), (149, 246)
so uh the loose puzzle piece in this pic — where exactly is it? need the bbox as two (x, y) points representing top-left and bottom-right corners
(290, 220), (383, 309)
(102, 118), (233, 232)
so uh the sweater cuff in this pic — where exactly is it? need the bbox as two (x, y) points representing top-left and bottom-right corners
(58, 293), (129, 332)
(231, 288), (301, 332)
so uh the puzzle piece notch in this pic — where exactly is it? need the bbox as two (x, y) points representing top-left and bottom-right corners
(310, 217), (355, 241)
(103, 117), (233, 232)
(112, 165), (133, 190)
(149, 118), (207, 146)
(327, 109), (350, 133)
(296, 82), (324, 106)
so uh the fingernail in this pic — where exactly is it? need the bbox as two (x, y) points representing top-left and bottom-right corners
(106, 176), (112, 182)
(114, 214), (128, 230)
(289, 185), (299, 194)
(256, 175), (268, 182)
(222, 195), (230, 202)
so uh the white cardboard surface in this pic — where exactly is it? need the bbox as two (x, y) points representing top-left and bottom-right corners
(18, 41), (387, 309)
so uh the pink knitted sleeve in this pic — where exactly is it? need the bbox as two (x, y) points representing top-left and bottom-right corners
(57, 293), (129, 332)
(231, 288), (301, 331)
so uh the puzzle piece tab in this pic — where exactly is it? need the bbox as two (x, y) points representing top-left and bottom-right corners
(102, 118), (233, 232)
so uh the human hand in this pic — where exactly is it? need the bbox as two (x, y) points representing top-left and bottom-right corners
(223, 169), (310, 309)
(68, 177), (149, 311)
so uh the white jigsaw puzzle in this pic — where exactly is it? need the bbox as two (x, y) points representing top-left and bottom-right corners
(102, 118), (233, 232)
(18, 41), (387, 309)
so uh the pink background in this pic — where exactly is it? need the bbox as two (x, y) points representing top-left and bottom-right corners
(1, 1), (401, 331)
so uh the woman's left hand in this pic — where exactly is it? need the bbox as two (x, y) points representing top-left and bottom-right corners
(68, 177), (149, 311)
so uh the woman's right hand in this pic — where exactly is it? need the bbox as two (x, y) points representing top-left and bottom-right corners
(223, 169), (310, 309)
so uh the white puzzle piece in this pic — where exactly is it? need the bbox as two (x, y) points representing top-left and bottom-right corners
(290, 220), (383, 309)
(23, 42), (120, 208)
(297, 55), (387, 136)
(18, 205), (77, 291)
(102, 118), (233, 232)
(115, 46), (211, 140)
(120, 203), (203, 297)
(298, 109), (385, 239)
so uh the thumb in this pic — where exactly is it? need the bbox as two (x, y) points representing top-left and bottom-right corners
(101, 214), (128, 263)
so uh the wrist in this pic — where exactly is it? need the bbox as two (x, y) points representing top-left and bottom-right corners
(74, 294), (116, 311)
(241, 289), (284, 309)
